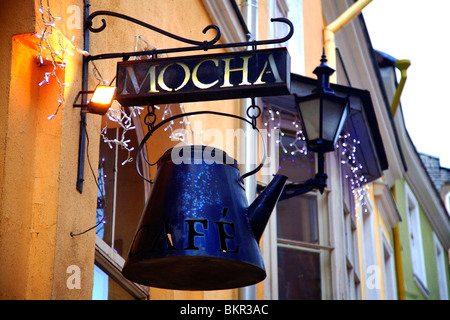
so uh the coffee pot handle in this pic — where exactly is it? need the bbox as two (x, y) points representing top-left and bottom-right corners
(136, 109), (267, 184)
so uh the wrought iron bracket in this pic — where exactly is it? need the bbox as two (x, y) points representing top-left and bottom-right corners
(264, 150), (328, 201)
(279, 174), (327, 201)
(73, 90), (94, 112)
(258, 173), (327, 201)
(85, 10), (293, 61)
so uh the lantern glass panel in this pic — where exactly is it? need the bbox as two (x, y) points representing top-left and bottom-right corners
(334, 103), (348, 145)
(321, 96), (348, 143)
(298, 97), (321, 142)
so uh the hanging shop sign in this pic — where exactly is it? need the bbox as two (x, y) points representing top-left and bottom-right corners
(116, 47), (290, 106)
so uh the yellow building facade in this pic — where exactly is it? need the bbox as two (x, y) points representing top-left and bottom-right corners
(1, 0), (448, 301)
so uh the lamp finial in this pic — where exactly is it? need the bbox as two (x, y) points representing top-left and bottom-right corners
(313, 51), (335, 92)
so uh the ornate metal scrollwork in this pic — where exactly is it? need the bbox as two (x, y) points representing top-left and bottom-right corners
(86, 10), (222, 46)
(85, 10), (294, 61)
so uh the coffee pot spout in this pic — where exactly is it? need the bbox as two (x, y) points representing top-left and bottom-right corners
(247, 174), (287, 242)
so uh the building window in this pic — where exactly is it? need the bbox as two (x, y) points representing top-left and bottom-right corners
(433, 233), (449, 300)
(93, 112), (149, 300)
(405, 183), (428, 295)
(361, 199), (380, 300)
(276, 135), (320, 300)
(96, 125), (146, 258)
(274, 121), (332, 300)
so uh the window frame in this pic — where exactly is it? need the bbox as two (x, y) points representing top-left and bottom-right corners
(360, 196), (381, 300)
(261, 106), (332, 300)
(380, 230), (398, 300)
(93, 113), (150, 300)
(342, 160), (361, 299)
(343, 203), (361, 300)
(405, 182), (428, 296)
(94, 237), (149, 299)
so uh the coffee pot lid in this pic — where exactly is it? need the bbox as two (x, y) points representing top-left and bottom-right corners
(158, 145), (239, 169)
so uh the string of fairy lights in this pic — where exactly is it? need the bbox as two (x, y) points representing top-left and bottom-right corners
(36, 0), (89, 120)
(130, 35), (194, 143)
(264, 107), (369, 213)
(35, 0), (192, 162)
(264, 109), (308, 157)
(99, 35), (193, 165)
(336, 132), (369, 202)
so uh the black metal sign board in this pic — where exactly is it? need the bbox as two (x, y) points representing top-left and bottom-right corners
(116, 47), (290, 106)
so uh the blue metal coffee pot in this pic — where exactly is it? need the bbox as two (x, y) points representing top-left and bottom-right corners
(122, 145), (287, 290)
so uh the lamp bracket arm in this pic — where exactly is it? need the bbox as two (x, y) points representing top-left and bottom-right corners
(85, 11), (293, 61)
(278, 174), (327, 201)
(279, 182), (316, 201)
(72, 90), (95, 110)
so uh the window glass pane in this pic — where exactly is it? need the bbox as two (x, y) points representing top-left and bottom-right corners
(92, 264), (135, 300)
(406, 189), (426, 286)
(93, 265), (108, 300)
(97, 125), (146, 259)
(445, 192), (450, 213)
(113, 133), (145, 258)
(322, 98), (347, 142)
(278, 135), (316, 181)
(277, 194), (318, 243)
(97, 133), (115, 247)
(278, 247), (321, 300)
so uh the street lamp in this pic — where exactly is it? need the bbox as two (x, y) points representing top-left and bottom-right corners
(296, 52), (349, 153)
(281, 53), (349, 199)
